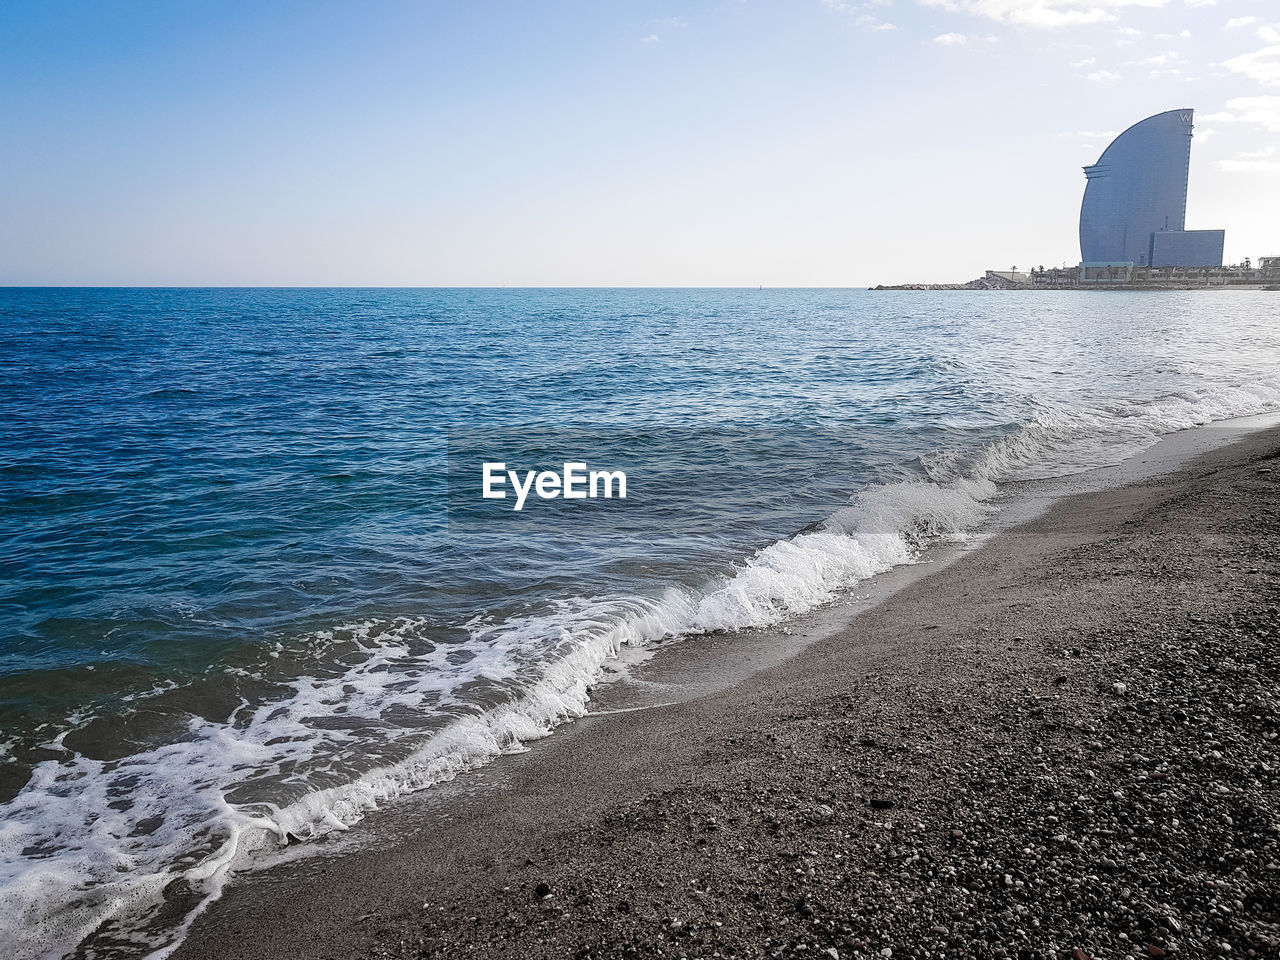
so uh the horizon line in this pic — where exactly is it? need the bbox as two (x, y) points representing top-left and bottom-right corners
(0, 284), (886, 290)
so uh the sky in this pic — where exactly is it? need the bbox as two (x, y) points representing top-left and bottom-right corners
(0, 0), (1277, 286)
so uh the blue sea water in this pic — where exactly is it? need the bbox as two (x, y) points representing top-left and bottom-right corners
(1, 287), (1278, 957)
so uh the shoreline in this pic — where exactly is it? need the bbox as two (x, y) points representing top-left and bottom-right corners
(870, 285), (1279, 292)
(167, 424), (1280, 959)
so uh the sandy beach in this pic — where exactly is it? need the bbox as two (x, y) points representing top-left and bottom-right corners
(171, 427), (1280, 960)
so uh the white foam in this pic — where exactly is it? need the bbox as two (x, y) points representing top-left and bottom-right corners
(4, 370), (1280, 959)
(962, 374), (1280, 482)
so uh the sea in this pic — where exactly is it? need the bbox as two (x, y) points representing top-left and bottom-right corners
(1, 287), (1278, 959)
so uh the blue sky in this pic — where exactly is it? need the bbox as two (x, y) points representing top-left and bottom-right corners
(1, 0), (1277, 285)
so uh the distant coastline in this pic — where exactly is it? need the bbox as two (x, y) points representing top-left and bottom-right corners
(873, 263), (1280, 291)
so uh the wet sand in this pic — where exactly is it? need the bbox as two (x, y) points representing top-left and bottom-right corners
(173, 427), (1280, 960)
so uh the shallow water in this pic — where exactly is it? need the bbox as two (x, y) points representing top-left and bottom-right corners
(1, 287), (1278, 957)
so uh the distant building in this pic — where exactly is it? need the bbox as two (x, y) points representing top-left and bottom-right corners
(984, 269), (1032, 286)
(1151, 229), (1224, 268)
(1080, 262), (1134, 284)
(1079, 108), (1224, 268)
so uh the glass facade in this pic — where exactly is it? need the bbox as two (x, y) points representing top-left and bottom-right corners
(1079, 109), (1194, 266)
(1151, 229), (1225, 268)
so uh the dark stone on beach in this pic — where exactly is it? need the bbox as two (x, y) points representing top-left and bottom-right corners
(1147, 946), (1167, 957)
(869, 798), (894, 810)
(534, 881), (551, 899)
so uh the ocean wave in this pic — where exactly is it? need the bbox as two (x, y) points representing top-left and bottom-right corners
(3, 371), (1280, 959)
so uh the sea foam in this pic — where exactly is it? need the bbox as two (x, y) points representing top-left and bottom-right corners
(3, 371), (1280, 960)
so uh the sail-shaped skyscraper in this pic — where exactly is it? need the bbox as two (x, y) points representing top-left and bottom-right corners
(1079, 109), (1224, 268)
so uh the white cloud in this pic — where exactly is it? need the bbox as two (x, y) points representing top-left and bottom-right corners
(1145, 50), (1180, 65)
(1259, 26), (1280, 43)
(1117, 26), (1141, 35)
(1203, 95), (1280, 131)
(823, 2), (897, 30)
(1237, 146), (1277, 158)
(638, 15), (687, 42)
(1180, 28), (1190, 37)
(1195, 126), (1215, 141)
(1184, 0), (1214, 7)
(1218, 159), (1280, 172)
(1225, 16), (1257, 29)
(934, 31), (969, 43)
(1085, 68), (1123, 82)
(857, 14), (899, 29)
(1071, 56), (1097, 66)
(644, 16), (688, 31)
(1223, 45), (1280, 87)
(916, 0), (1167, 30)
(1055, 128), (1118, 143)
